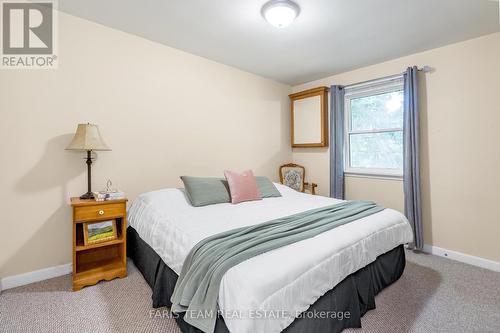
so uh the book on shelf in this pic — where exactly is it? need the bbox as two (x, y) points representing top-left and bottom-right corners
(93, 191), (107, 201)
(105, 191), (126, 201)
(93, 191), (126, 201)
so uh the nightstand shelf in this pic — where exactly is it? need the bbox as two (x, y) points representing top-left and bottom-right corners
(75, 236), (125, 251)
(71, 198), (128, 291)
(74, 257), (124, 281)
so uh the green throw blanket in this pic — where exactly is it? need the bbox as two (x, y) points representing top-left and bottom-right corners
(170, 200), (384, 332)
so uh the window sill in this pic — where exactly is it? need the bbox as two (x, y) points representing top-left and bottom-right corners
(344, 172), (403, 181)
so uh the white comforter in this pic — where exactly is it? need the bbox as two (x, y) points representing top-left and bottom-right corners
(128, 183), (413, 333)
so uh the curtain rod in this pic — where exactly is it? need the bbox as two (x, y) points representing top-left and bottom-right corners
(344, 66), (432, 89)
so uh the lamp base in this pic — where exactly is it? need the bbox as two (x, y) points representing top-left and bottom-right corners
(80, 191), (95, 200)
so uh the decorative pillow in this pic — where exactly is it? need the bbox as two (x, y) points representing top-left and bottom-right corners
(224, 170), (262, 204)
(180, 176), (230, 207)
(255, 177), (282, 198)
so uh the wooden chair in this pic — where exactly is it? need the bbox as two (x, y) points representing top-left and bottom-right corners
(279, 163), (317, 195)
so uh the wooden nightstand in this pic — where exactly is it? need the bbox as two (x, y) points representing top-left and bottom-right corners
(70, 197), (128, 291)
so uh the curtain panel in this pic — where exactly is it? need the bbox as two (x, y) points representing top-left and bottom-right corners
(403, 66), (423, 250)
(329, 85), (345, 199)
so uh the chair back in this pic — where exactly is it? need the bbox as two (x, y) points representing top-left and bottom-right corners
(279, 163), (306, 192)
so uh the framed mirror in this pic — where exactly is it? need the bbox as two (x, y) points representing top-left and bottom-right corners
(289, 87), (329, 148)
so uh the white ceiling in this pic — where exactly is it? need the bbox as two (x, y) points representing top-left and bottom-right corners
(58, 0), (500, 85)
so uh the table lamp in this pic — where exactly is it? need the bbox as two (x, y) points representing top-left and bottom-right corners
(66, 123), (111, 199)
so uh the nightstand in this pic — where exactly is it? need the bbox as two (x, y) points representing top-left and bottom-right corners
(70, 198), (128, 291)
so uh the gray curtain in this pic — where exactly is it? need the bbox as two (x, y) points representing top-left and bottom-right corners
(403, 67), (423, 250)
(330, 85), (345, 199)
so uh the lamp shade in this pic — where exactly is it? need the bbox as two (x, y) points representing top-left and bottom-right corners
(65, 123), (111, 151)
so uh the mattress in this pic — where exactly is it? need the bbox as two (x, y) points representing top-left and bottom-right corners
(128, 183), (413, 333)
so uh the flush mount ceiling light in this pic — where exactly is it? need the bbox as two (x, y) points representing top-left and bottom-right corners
(262, 0), (300, 28)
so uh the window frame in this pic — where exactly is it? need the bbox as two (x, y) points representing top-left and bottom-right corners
(343, 76), (404, 179)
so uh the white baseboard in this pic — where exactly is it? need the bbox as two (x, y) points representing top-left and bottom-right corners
(0, 263), (72, 291)
(422, 244), (500, 272)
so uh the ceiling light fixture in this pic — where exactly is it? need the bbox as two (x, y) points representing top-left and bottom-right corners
(262, 0), (300, 28)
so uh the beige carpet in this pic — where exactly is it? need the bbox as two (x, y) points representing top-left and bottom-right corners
(1, 250), (499, 333)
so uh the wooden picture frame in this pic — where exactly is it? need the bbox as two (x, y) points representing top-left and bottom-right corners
(289, 86), (329, 148)
(83, 220), (117, 245)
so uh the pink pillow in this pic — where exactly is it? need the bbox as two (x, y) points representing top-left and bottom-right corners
(224, 170), (262, 204)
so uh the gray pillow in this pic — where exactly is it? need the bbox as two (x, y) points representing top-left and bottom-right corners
(180, 176), (230, 207)
(255, 177), (282, 198)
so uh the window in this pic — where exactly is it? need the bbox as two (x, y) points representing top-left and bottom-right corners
(344, 76), (404, 178)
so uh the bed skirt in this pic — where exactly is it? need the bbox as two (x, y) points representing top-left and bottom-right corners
(127, 226), (406, 333)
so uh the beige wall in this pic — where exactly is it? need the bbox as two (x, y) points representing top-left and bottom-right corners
(0, 13), (292, 278)
(2, 12), (499, 280)
(292, 32), (500, 262)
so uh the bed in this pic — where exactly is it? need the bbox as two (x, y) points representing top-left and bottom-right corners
(127, 183), (413, 333)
